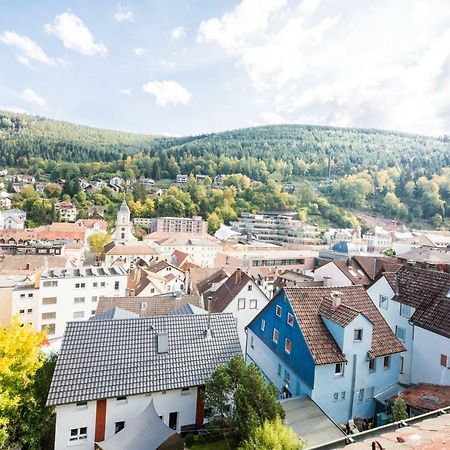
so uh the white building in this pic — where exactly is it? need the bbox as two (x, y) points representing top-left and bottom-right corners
(367, 265), (450, 386)
(12, 266), (127, 339)
(0, 209), (26, 229)
(176, 174), (188, 184)
(46, 314), (241, 449)
(0, 192), (12, 209)
(55, 201), (78, 222)
(112, 201), (137, 244)
(104, 242), (158, 270)
(210, 268), (269, 350)
(362, 226), (392, 254)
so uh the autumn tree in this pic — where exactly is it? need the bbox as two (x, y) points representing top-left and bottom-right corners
(88, 232), (112, 261)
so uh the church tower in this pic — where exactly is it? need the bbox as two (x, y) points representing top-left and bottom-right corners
(113, 200), (137, 244)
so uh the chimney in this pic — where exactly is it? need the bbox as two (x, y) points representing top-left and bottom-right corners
(330, 291), (342, 308)
(205, 296), (213, 340)
(235, 268), (242, 283)
(323, 276), (332, 287)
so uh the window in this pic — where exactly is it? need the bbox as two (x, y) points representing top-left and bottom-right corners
(20, 293), (25, 298)
(440, 354), (448, 368)
(150, 288), (155, 293)
(341, 391), (346, 400)
(358, 388), (365, 402)
(19, 309), (25, 314)
(249, 299), (258, 309)
(354, 329), (363, 342)
(383, 355), (391, 369)
(400, 303), (411, 318)
(238, 298), (246, 310)
(261, 319), (266, 331)
(115, 421), (125, 434)
(335, 363), (344, 376)
(285, 338), (292, 354)
(379, 295), (388, 309)
(42, 312), (56, 320)
(248, 284), (252, 291)
(366, 387), (374, 400)
(369, 358), (376, 372)
(93, 282), (98, 288)
(114, 281), (120, 290)
(395, 326), (406, 342)
(75, 283), (85, 289)
(272, 328), (279, 344)
(43, 280), (58, 287)
(277, 363), (282, 376)
(275, 305), (282, 317)
(27, 308), (32, 313)
(42, 297), (57, 305)
(41, 323), (55, 335)
(116, 396), (127, 402)
(74, 297), (85, 304)
(28, 293), (33, 298)
(287, 313), (294, 326)
(284, 370), (290, 383)
(101, 282), (106, 287)
(92, 296), (97, 302)
(400, 356), (404, 374)
(69, 427), (87, 442)
(76, 401), (87, 407)
(73, 311), (85, 319)
(333, 392), (339, 401)
(250, 336), (254, 349)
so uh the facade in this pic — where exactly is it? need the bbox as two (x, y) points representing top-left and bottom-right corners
(367, 266), (450, 386)
(246, 286), (404, 424)
(11, 266), (127, 339)
(230, 212), (321, 246)
(46, 314), (241, 449)
(55, 201), (78, 222)
(112, 201), (137, 244)
(149, 216), (207, 234)
(0, 192), (12, 209)
(0, 209), (26, 229)
(210, 269), (269, 350)
(362, 226), (392, 254)
(176, 174), (188, 184)
(104, 242), (158, 270)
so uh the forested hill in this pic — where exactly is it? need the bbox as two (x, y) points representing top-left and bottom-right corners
(1, 110), (449, 177)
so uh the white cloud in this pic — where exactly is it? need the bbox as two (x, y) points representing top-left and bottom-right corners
(142, 80), (191, 106)
(114, 4), (135, 23)
(20, 88), (46, 107)
(133, 47), (145, 56)
(119, 88), (132, 95)
(158, 59), (176, 68)
(0, 105), (28, 114)
(44, 12), (107, 56)
(198, 0), (450, 135)
(171, 26), (186, 41)
(0, 31), (54, 66)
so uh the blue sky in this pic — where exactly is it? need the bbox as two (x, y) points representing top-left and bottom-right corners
(1, 0), (450, 136)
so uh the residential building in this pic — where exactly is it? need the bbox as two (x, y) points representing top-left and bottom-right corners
(0, 209), (26, 229)
(109, 176), (123, 189)
(0, 192), (12, 209)
(246, 286), (405, 424)
(230, 211), (321, 246)
(0, 242), (65, 257)
(396, 245), (450, 270)
(11, 266), (127, 339)
(176, 174), (188, 184)
(367, 265), (450, 386)
(75, 218), (107, 237)
(195, 174), (208, 183)
(112, 201), (137, 244)
(104, 242), (158, 270)
(362, 226), (392, 254)
(148, 216), (207, 234)
(210, 268), (269, 350)
(0, 255), (72, 275)
(55, 201), (78, 222)
(144, 232), (223, 268)
(46, 314), (241, 449)
(216, 248), (317, 275)
(87, 205), (106, 219)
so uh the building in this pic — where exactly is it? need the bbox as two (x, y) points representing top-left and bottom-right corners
(216, 248), (317, 275)
(75, 218), (107, 237)
(362, 226), (392, 254)
(55, 201), (78, 222)
(46, 313), (241, 449)
(0, 254), (72, 275)
(112, 201), (137, 244)
(0, 209), (26, 229)
(210, 268), (269, 350)
(367, 265), (450, 386)
(0, 192), (12, 209)
(176, 174), (188, 184)
(148, 216), (207, 234)
(144, 232), (223, 268)
(11, 266), (127, 339)
(396, 245), (450, 270)
(318, 241), (368, 262)
(230, 212), (321, 246)
(104, 242), (158, 270)
(246, 286), (405, 424)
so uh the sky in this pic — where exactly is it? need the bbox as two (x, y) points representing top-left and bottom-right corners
(1, 0), (450, 136)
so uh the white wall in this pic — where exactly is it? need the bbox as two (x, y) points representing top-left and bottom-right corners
(314, 263), (352, 287)
(411, 327), (450, 385)
(54, 388), (199, 449)
(223, 280), (269, 350)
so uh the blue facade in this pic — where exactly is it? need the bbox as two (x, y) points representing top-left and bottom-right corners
(248, 290), (316, 390)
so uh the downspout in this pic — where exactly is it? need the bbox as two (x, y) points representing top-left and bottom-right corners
(349, 354), (357, 420)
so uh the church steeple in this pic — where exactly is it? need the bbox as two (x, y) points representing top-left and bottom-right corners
(113, 200), (137, 244)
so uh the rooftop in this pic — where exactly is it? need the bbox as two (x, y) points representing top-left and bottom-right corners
(46, 314), (241, 406)
(386, 384), (450, 412)
(397, 245), (450, 265)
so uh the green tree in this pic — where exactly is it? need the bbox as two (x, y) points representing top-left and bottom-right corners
(239, 417), (305, 450)
(88, 232), (111, 260)
(207, 212), (222, 233)
(391, 394), (408, 422)
(205, 355), (284, 441)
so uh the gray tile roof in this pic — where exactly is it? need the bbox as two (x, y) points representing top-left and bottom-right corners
(47, 313), (241, 406)
(168, 303), (208, 316)
(90, 307), (139, 321)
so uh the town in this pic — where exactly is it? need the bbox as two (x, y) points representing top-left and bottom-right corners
(0, 167), (449, 449)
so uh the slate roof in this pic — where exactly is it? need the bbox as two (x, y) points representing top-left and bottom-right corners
(285, 286), (405, 365)
(168, 303), (207, 315)
(97, 294), (203, 317)
(397, 245), (450, 265)
(90, 307), (139, 321)
(386, 265), (450, 338)
(47, 313), (241, 406)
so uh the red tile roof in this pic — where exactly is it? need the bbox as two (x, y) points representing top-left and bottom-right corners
(386, 384), (450, 412)
(285, 286), (405, 365)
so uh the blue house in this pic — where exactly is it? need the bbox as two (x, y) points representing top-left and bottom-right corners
(246, 286), (405, 424)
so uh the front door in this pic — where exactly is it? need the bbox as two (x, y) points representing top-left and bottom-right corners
(169, 412), (178, 430)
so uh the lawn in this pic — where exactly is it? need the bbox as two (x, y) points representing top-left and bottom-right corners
(190, 439), (236, 450)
